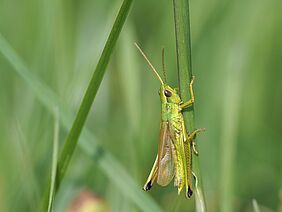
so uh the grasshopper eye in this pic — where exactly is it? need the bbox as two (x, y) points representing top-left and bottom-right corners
(164, 90), (172, 97)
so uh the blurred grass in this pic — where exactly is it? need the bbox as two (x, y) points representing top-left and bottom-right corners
(0, 0), (282, 211)
(0, 17), (162, 212)
(252, 199), (261, 212)
(47, 109), (59, 212)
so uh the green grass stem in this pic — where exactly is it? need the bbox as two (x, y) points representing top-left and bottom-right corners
(172, 0), (206, 211)
(57, 0), (133, 185)
(252, 199), (261, 212)
(47, 109), (59, 212)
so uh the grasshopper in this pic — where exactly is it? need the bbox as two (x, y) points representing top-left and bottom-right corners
(135, 43), (205, 198)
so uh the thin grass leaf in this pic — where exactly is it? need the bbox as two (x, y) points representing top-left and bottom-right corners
(57, 0), (133, 186)
(14, 121), (40, 210)
(194, 182), (205, 212)
(44, 0), (133, 209)
(219, 53), (243, 212)
(252, 199), (261, 212)
(47, 109), (59, 212)
(173, 0), (206, 211)
(0, 20), (163, 212)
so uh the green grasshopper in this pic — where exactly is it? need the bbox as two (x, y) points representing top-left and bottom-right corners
(135, 43), (205, 198)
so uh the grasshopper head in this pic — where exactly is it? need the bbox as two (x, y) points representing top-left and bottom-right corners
(159, 84), (181, 104)
(134, 43), (181, 104)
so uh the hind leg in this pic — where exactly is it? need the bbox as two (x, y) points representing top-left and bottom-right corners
(143, 155), (158, 191)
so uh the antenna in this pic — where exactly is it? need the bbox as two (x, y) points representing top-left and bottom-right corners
(162, 48), (167, 83)
(134, 43), (164, 85)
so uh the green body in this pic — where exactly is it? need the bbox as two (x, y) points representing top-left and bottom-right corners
(160, 84), (189, 194)
(134, 43), (204, 198)
(144, 83), (201, 198)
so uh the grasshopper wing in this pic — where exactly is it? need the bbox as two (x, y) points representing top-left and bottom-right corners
(157, 122), (175, 186)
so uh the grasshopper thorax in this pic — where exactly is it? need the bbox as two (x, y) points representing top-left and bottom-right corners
(159, 84), (181, 104)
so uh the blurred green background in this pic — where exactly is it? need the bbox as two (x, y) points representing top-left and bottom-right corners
(0, 0), (281, 211)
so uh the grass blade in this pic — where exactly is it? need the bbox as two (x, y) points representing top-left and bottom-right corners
(173, 0), (206, 211)
(47, 109), (59, 212)
(57, 0), (133, 185)
(252, 199), (261, 212)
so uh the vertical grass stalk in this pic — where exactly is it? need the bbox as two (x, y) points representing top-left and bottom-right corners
(57, 0), (132, 186)
(172, 0), (206, 211)
(47, 109), (59, 212)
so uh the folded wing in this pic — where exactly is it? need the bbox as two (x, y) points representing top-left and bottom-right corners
(157, 122), (175, 186)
